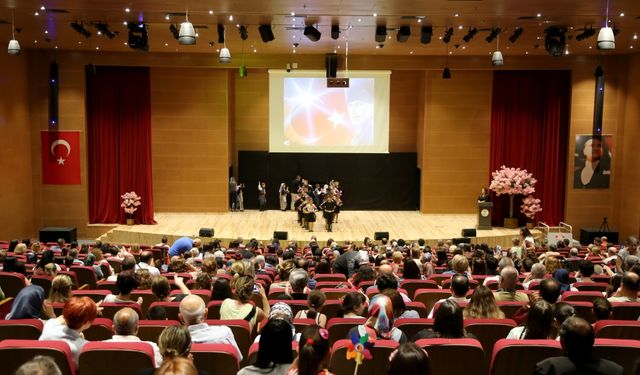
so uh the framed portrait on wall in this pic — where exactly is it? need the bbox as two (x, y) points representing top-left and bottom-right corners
(573, 134), (613, 189)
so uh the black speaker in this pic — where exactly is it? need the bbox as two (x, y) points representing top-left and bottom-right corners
(374, 232), (389, 241)
(461, 228), (477, 237)
(453, 237), (471, 245)
(421, 26), (433, 44)
(397, 26), (411, 42)
(39, 227), (77, 243)
(325, 53), (338, 78)
(375, 26), (387, 43)
(304, 25), (321, 42)
(331, 25), (340, 40)
(274, 231), (288, 240)
(258, 25), (274, 42)
(49, 62), (59, 126)
(217, 24), (225, 44)
(199, 228), (214, 237)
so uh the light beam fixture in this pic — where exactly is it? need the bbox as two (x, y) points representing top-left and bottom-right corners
(219, 26), (231, 63)
(442, 27), (453, 43)
(492, 27), (504, 66)
(178, 7), (196, 45)
(462, 27), (477, 43)
(239, 25), (248, 40)
(7, 11), (20, 55)
(486, 27), (501, 43)
(508, 27), (523, 43)
(597, 0), (615, 49)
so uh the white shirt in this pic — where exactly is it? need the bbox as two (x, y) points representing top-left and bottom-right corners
(483, 275), (500, 286)
(237, 363), (291, 375)
(523, 278), (544, 290)
(187, 323), (243, 361)
(506, 326), (526, 339)
(136, 262), (160, 276)
(428, 296), (468, 318)
(104, 335), (163, 368)
(39, 318), (87, 369)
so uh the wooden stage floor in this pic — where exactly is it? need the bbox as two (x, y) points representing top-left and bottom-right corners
(99, 211), (522, 248)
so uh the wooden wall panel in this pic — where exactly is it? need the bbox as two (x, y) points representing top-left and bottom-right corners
(150, 68), (229, 212)
(389, 71), (419, 152)
(420, 70), (493, 213)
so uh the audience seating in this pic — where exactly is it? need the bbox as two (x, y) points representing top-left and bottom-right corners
(71, 289), (111, 303)
(329, 339), (398, 375)
(293, 318), (317, 333)
(107, 258), (122, 274)
(30, 275), (53, 296)
(70, 266), (99, 289)
(496, 302), (526, 319)
(315, 281), (344, 289)
(428, 274), (452, 286)
(148, 301), (182, 321)
(464, 318), (517, 373)
(206, 300), (223, 319)
(490, 339), (563, 375)
(594, 319), (640, 339)
(400, 280), (439, 299)
(205, 319), (252, 364)
(58, 270), (82, 289)
(442, 278), (480, 290)
(405, 301), (428, 318)
(0, 297), (13, 319)
(560, 291), (604, 303)
(610, 302), (640, 320)
(314, 274), (346, 283)
(326, 318), (366, 347)
(0, 272), (26, 298)
(267, 287), (286, 299)
(96, 280), (119, 294)
(0, 340), (76, 375)
(565, 301), (596, 323)
(394, 318), (434, 341)
(130, 290), (159, 317)
(79, 342), (155, 375)
(191, 343), (240, 375)
(414, 289), (451, 314)
(137, 319), (181, 342)
(0, 319), (43, 340)
(100, 302), (143, 320)
(171, 289), (210, 303)
(573, 282), (609, 292)
(416, 338), (484, 375)
(83, 318), (114, 341)
(322, 288), (356, 300)
(269, 300), (308, 316)
(319, 299), (343, 320)
(246, 341), (298, 366)
(592, 338), (640, 373)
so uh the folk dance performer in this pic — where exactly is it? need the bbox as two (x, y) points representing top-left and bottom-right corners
(320, 195), (337, 232)
(302, 197), (318, 232)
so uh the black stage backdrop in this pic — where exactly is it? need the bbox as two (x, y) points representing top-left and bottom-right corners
(238, 152), (420, 210)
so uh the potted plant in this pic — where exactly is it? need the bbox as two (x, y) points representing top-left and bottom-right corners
(489, 165), (537, 228)
(521, 195), (542, 228)
(121, 191), (141, 225)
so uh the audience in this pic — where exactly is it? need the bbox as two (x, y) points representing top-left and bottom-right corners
(348, 294), (406, 343)
(506, 300), (555, 340)
(339, 292), (367, 318)
(592, 297), (612, 322)
(414, 300), (475, 340)
(493, 266), (528, 302)
(104, 307), (163, 367)
(295, 289), (328, 327)
(7, 285), (55, 320)
(285, 325), (333, 375)
(238, 319), (294, 375)
(387, 342), (431, 375)
(211, 278), (233, 301)
(220, 275), (269, 331)
(463, 285), (505, 319)
(103, 270), (143, 304)
(15, 355), (62, 375)
(139, 325), (206, 375)
(46, 274), (73, 304)
(607, 271), (639, 302)
(428, 274), (469, 318)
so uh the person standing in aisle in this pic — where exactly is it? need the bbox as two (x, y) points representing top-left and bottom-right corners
(279, 183), (289, 211)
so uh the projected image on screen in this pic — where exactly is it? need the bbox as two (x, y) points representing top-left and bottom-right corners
(283, 78), (375, 147)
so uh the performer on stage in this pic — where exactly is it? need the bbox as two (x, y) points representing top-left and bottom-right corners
(294, 194), (305, 227)
(290, 175), (302, 210)
(258, 181), (267, 211)
(331, 180), (343, 223)
(302, 197), (318, 232)
(279, 183), (289, 211)
(478, 187), (491, 202)
(236, 182), (245, 211)
(229, 177), (237, 211)
(320, 194), (337, 232)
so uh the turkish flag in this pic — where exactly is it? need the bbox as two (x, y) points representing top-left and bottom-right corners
(41, 130), (81, 184)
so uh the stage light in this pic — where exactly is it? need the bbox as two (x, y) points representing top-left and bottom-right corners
(219, 47), (231, 63)
(71, 21), (92, 38)
(304, 25), (321, 42)
(331, 25), (340, 40)
(94, 23), (119, 39)
(492, 51), (504, 66)
(508, 27), (523, 43)
(544, 26), (567, 57)
(375, 26), (387, 43)
(462, 27), (477, 43)
(178, 9), (196, 45)
(442, 27), (453, 43)
(575, 27), (596, 41)
(7, 12), (19, 55)
(217, 24), (225, 44)
(442, 67), (451, 79)
(169, 24), (179, 39)
(258, 25), (274, 42)
(420, 26), (433, 44)
(239, 25), (248, 40)
(597, 27), (615, 49)
(486, 27), (501, 43)
(127, 22), (148, 52)
(397, 26), (411, 42)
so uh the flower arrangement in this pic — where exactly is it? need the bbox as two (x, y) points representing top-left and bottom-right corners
(520, 195), (542, 220)
(489, 166), (538, 219)
(121, 191), (141, 217)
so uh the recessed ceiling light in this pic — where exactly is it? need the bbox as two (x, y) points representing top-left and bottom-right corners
(449, 51), (452, 55)
(165, 15), (170, 20)
(292, 35), (296, 39)
(123, 21), (128, 25)
(410, 51), (413, 54)
(291, 12), (295, 16)
(253, 48), (257, 52)
(418, 19), (422, 23)
(44, 30), (48, 34)
(293, 49), (296, 53)
(95, 46), (99, 50)
(333, 49), (337, 53)
(462, 45), (466, 49)
(358, 18), (362, 22)
(40, 6), (45, 10)
(34, 40), (38, 43)
(123, 42), (127, 45)
(34, 12), (39, 16)
(373, 13), (377, 17)
(525, 51), (529, 54)
(634, 34), (638, 40)
(209, 10), (214, 15)
(454, 13), (459, 17)
(565, 49), (569, 55)
(536, 13), (542, 18)
(619, 12), (625, 17)
(589, 46), (593, 49)
(229, 15), (233, 21)
(631, 45), (635, 49)
(125, 8), (130, 13)
(164, 42), (168, 46)
(458, 25), (463, 30)
(55, 46), (58, 49)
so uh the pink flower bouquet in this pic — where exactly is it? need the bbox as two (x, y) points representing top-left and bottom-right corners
(489, 166), (538, 218)
(521, 195), (542, 220)
(121, 191), (142, 217)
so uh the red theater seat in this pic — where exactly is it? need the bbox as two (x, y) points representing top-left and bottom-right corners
(137, 319), (181, 342)
(593, 338), (640, 373)
(610, 302), (640, 320)
(100, 302), (142, 320)
(0, 319), (43, 340)
(314, 274), (346, 283)
(594, 319), (640, 339)
(326, 317), (366, 347)
(394, 318), (434, 341)
(490, 339), (562, 375)
(205, 319), (251, 364)
(148, 301), (182, 321)
(0, 340), (76, 375)
(71, 289), (111, 302)
(416, 338), (484, 375)
(414, 289), (451, 314)
(464, 318), (517, 373)
(560, 291), (604, 302)
(79, 341), (155, 375)
(400, 279), (439, 299)
(83, 318), (114, 341)
(0, 272), (27, 297)
(191, 343), (240, 375)
(70, 266), (99, 289)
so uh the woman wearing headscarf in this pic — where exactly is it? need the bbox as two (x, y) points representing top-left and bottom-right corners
(347, 294), (407, 343)
(554, 268), (577, 293)
(6, 284), (55, 320)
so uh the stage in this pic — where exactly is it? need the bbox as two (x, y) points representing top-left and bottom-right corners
(97, 211), (524, 248)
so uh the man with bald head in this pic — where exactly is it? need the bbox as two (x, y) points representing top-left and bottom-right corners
(535, 317), (623, 374)
(104, 307), (163, 367)
(607, 271), (639, 302)
(493, 266), (528, 302)
(178, 294), (242, 360)
(136, 250), (160, 276)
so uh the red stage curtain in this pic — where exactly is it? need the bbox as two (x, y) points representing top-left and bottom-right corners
(87, 66), (155, 224)
(489, 70), (571, 226)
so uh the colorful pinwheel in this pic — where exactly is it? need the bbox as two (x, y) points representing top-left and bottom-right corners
(346, 331), (375, 372)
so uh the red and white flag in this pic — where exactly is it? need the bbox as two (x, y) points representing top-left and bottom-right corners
(41, 130), (81, 185)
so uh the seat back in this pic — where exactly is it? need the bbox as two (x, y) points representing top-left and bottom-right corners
(490, 339), (562, 375)
(326, 318), (367, 347)
(100, 302), (142, 320)
(191, 343), (240, 375)
(496, 301), (526, 319)
(330, 339), (399, 375)
(560, 291), (604, 302)
(319, 299), (343, 320)
(565, 301), (596, 323)
(71, 289), (111, 303)
(70, 266), (98, 289)
(0, 272), (26, 297)
(269, 300), (309, 317)
(83, 318), (114, 341)
(400, 280), (439, 299)
(405, 301), (428, 318)
(322, 288), (356, 300)
(594, 319), (640, 339)
(247, 341), (298, 366)
(79, 341), (155, 375)
(573, 282), (609, 292)
(95, 280), (119, 294)
(205, 319), (252, 364)
(0, 319), (44, 340)
(416, 338), (484, 375)
(610, 302), (640, 320)
(593, 338), (640, 373)
(0, 339), (75, 375)
(428, 274), (452, 286)
(464, 319), (517, 374)
(394, 318), (434, 341)
(414, 289), (451, 314)
(148, 301), (181, 321)
(137, 320), (181, 342)
(206, 300), (224, 319)
(293, 318), (317, 333)
(314, 274), (346, 283)
(129, 290), (159, 318)
(30, 275), (53, 296)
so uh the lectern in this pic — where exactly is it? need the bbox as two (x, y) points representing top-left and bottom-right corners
(476, 202), (493, 230)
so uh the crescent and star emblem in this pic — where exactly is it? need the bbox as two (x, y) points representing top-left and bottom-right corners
(50, 139), (71, 165)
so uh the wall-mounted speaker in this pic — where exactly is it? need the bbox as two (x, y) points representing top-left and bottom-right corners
(304, 25), (321, 42)
(374, 231), (389, 241)
(325, 53), (338, 78)
(199, 228), (214, 237)
(274, 231), (288, 240)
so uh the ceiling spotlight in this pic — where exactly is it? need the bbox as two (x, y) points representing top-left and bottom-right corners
(127, 22), (148, 51)
(258, 25), (274, 42)
(442, 27), (453, 43)
(178, 9), (196, 45)
(169, 24), (179, 39)
(375, 26), (387, 43)
(397, 26), (411, 42)
(8, 12), (19, 55)
(70, 21), (92, 38)
(94, 23), (119, 39)
(304, 25), (321, 42)
(486, 27), (501, 43)
(420, 26), (433, 44)
(544, 26), (567, 57)
(462, 27), (478, 43)
(508, 27), (524, 43)
(219, 47), (231, 63)
(239, 25), (248, 40)
(575, 27), (596, 41)
(597, 26), (615, 49)
(217, 24), (225, 44)
(492, 51), (504, 66)
(331, 25), (340, 40)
